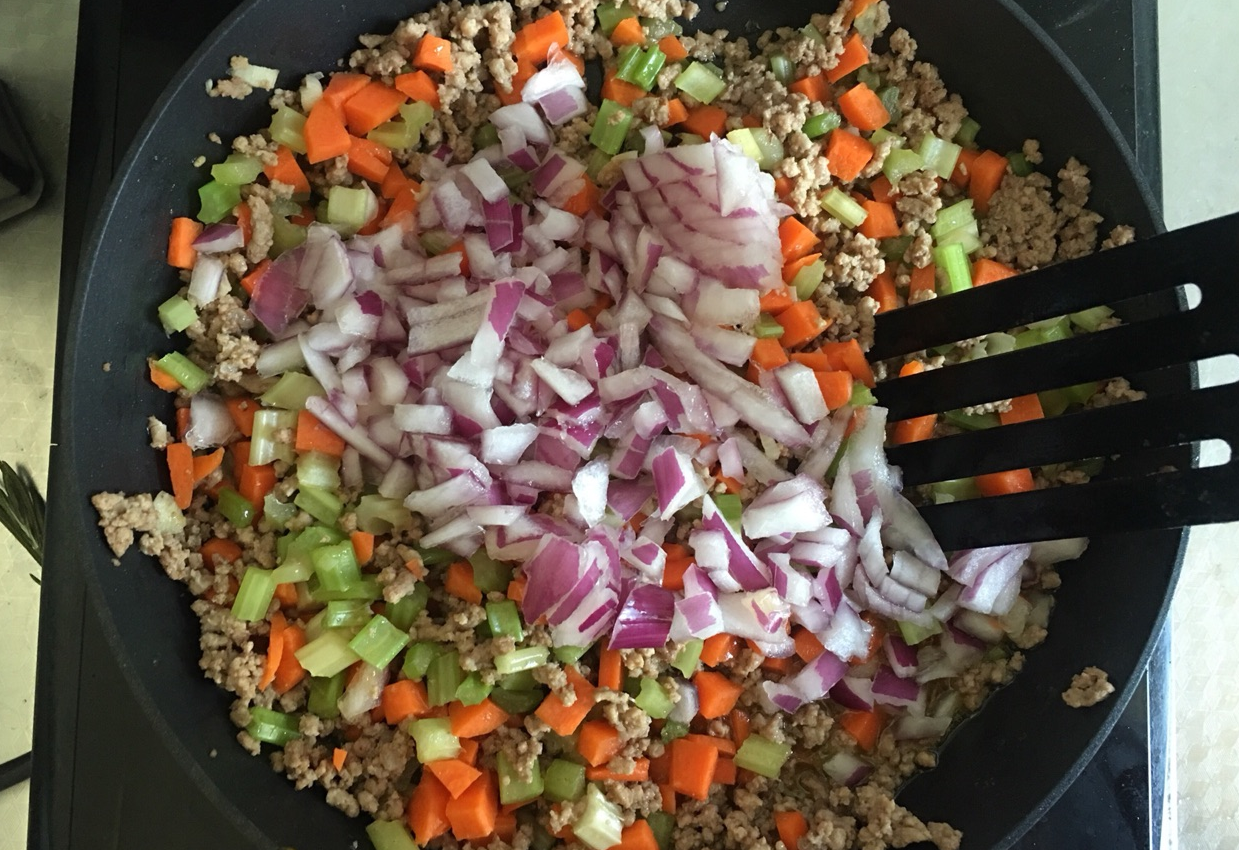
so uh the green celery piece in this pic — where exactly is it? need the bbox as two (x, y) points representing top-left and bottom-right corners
(1007, 150), (1034, 177)
(322, 600), (373, 630)
(792, 258), (826, 301)
(733, 734), (792, 778)
(469, 549), (512, 593)
(1014, 328), (1045, 350)
(769, 51), (794, 84)
(575, 785), (625, 850)
(954, 116), (981, 146)
(497, 752), (545, 805)
(648, 813), (675, 850)
(553, 645), (588, 665)
(427, 650), (463, 706)
(544, 758), (587, 803)
(355, 494), (415, 534)
(753, 313), (785, 339)
(640, 17), (682, 39)
(419, 546), (457, 567)
(882, 148), (924, 184)
(302, 608), (328, 643)
(917, 134), (962, 180)
(984, 332), (1017, 356)
(270, 216), (307, 256)
(802, 111), (842, 139)
(261, 494), (297, 531)
(260, 372), (324, 408)
(849, 383), (877, 407)
(585, 148), (613, 181)
(714, 494), (742, 532)
(501, 669), (538, 691)
(495, 162), (532, 190)
(801, 22), (826, 43)
(307, 672), (346, 719)
(897, 618), (942, 645)
(821, 187), (868, 228)
(881, 235), (913, 262)
(935, 220), (982, 255)
(387, 584), (430, 632)
(671, 639), (704, 677)
(307, 576), (382, 602)
(296, 629), (361, 677)
(365, 820), (419, 850)
(489, 687), (545, 714)
(419, 228), (455, 256)
(217, 487), (257, 529)
(408, 717), (461, 763)
(930, 200), (975, 242)
(402, 641), (440, 680)
(250, 408), (298, 466)
(660, 720), (689, 742)
(930, 478), (979, 503)
(933, 243), (972, 294)
(1068, 305), (1114, 332)
(310, 539), (362, 591)
(295, 485), (343, 525)
(157, 296), (197, 334)
(349, 614), (411, 668)
(725, 127), (783, 171)
(401, 101), (434, 130)
(211, 153), (264, 186)
(326, 185), (376, 232)
(231, 566), (276, 621)
(674, 62), (726, 104)
(590, 100), (634, 156)
(676, 132), (706, 145)
(856, 66), (882, 92)
(474, 122), (500, 150)
(617, 44), (667, 91)
(634, 678), (674, 719)
(877, 85), (901, 122)
(154, 352), (210, 393)
(826, 434), (851, 480)
(868, 128), (903, 147)
(1064, 381), (1100, 405)
(495, 646), (550, 675)
(270, 105), (307, 154)
(943, 409), (999, 430)
(455, 672), (494, 706)
(246, 706), (301, 746)
(197, 180), (242, 224)
(295, 450), (341, 491)
(597, 1), (637, 35)
(486, 599), (525, 641)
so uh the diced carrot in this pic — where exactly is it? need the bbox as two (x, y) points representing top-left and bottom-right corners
(320, 73), (371, 111)
(566, 308), (593, 331)
(556, 47), (587, 75)
(578, 720), (624, 767)
(826, 128), (875, 183)
(166, 442), (195, 510)
(380, 162), (413, 199)
(700, 633), (735, 667)
(892, 414), (937, 445)
(972, 257), (1018, 286)
(494, 810), (519, 842)
(513, 12), (570, 64)
(225, 396), (258, 436)
(192, 447), (225, 483)
(449, 698), (511, 738)
(444, 240), (470, 277)
(149, 361), (182, 392)
(826, 32), (870, 83)
(782, 252), (822, 286)
(774, 176), (794, 200)
(505, 576), (526, 604)
(815, 370), (853, 410)
(659, 35), (688, 63)
(909, 262), (936, 301)
(793, 628), (826, 663)
(999, 393), (1045, 426)
(788, 73), (830, 104)
(669, 736), (718, 801)
(601, 68), (646, 108)
(741, 114), (763, 129)
(659, 784), (677, 813)
(693, 670), (744, 719)
(759, 285), (796, 315)
(274, 582), (298, 607)
(458, 737), (480, 766)
(968, 150), (1009, 214)
(838, 708), (883, 751)
(273, 625), (308, 694)
(238, 462), (276, 509)
(650, 752), (671, 785)
(615, 819), (659, 850)
(868, 270), (898, 313)
(239, 258), (270, 295)
(350, 530), (375, 566)
(661, 557), (692, 592)
(446, 771), (498, 841)
(234, 202), (253, 246)
(837, 82), (890, 132)
(775, 810), (810, 850)
(775, 300), (829, 348)
(976, 467), (1035, 496)
(535, 666), (595, 735)
(332, 747), (347, 771)
(394, 70), (442, 109)
(303, 99), (352, 165)
(663, 97), (689, 128)
(201, 537), (243, 571)
(870, 173), (896, 204)
(683, 733), (736, 756)
(610, 16), (646, 47)
(681, 104), (728, 139)
(749, 337), (789, 372)
(258, 611), (286, 691)
(729, 708), (750, 747)
(791, 350), (832, 370)
(716, 472), (743, 494)
(290, 205), (317, 226)
(408, 772), (453, 845)
(295, 409), (346, 456)
(598, 643), (623, 691)
(762, 654), (796, 674)
(346, 134), (394, 183)
(779, 217), (820, 264)
(899, 360), (925, 378)
(843, 0), (881, 28)
(820, 339), (876, 387)
(427, 758), (484, 799)
(445, 560), (482, 604)
(381, 185), (420, 229)
(263, 145), (312, 195)
(712, 757), (737, 785)
(230, 441), (251, 482)
(858, 200), (900, 240)
(382, 679), (431, 726)
(496, 57), (537, 105)
(344, 81), (408, 135)
(561, 176), (601, 217)
(167, 217), (202, 269)
(413, 35), (454, 73)
(951, 146), (980, 188)
(586, 758), (651, 782)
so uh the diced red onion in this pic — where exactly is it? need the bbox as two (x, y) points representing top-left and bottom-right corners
(338, 662), (387, 722)
(829, 675), (875, 711)
(822, 752), (872, 786)
(650, 445), (706, 520)
(187, 254), (226, 305)
(184, 393), (238, 450)
(192, 222), (245, 254)
(610, 583), (675, 649)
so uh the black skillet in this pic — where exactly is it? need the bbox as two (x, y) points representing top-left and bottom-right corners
(50, 0), (1180, 847)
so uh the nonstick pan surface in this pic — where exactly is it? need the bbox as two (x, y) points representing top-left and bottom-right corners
(55, 1), (1179, 847)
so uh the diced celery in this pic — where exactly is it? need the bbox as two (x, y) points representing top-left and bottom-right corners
(469, 549), (513, 593)
(427, 650), (463, 706)
(231, 567), (276, 621)
(943, 409), (999, 430)
(725, 127), (784, 171)
(597, 1), (637, 35)
(387, 583), (430, 632)
(800, 22), (826, 43)
(849, 383), (877, 407)
(985, 332), (1017, 356)
(473, 122), (500, 150)
(497, 752), (545, 805)
(553, 645), (589, 666)
(323, 600), (373, 630)
(575, 785), (625, 850)
(648, 812), (675, 850)
(296, 485), (343, 525)
(365, 820), (419, 850)
(933, 243), (972, 294)
(897, 618), (943, 645)
(617, 44), (667, 91)
(733, 734), (792, 778)
(792, 257), (826, 301)
(302, 607), (328, 642)
(310, 539), (362, 591)
(769, 51), (794, 84)
(402, 641), (440, 680)
(368, 102), (431, 152)
(489, 687), (545, 714)
(660, 720), (689, 742)
(217, 487), (257, 529)
(634, 678), (675, 719)
(350, 614), (411, 668)
(671, 639), (704, 677)
(590, 100), (635, 156)
(456, 672), (494, 706)
(869, 128), (905, 147)
(826, 435), (850, 480)
(821, 187), (868, 228)
(270, 216), (307, 256)
(356, 494), (415, 534)
(419, 547), (457, 567)
(1007, 150), (1034, 177)
(158, 295), (198, 334)
(501, 669), (538, 691)
(753, 313), (785, 339)
(882, 148), (924, 183)
(211, 153), (264, 186)
(674, 62), (726, 104)
(544, 758), (587, 803)
(262, 494), (297, 531)
(930, 478), (979, 504)
(1064, 381), (1100, 404)
(1039, 317), (1074, 344)
(295, 450), (341, 492)
(246, 706), (301, 746)
(326, 185), (378, 232)
(935, 220), (983, 254)
(270, 105), (307, 153)
(1069, 306), (1114, 332)
(802, 110), (842, 139)
(930, 200), (976, 242)
(495, 646), (550, 675)
(954, 116), (981, 146)
(296, 629), (362, 677)
(877, 85), (901, 122)
(641, 17), (682, 39)
(260, 372), (323, 408)
(881, 235), (913, 262)
(197, 180), (242, 224)
(486, 600), (525, 641)
(154, 352), (210, 393)
(856, 66), (882, 92)
(250, 408), (298, 466)
(408, 717), (461, 763)
(917, 134), (962, 180)
(401, 101), (434, 131)
(585, 148), (613, 181)
(307, 672), (346, 719)
(307, 578), (377, 601)
(419, 228), (455, 256)
(677, 132), (706, 146)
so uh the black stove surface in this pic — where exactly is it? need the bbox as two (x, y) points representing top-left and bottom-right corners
(34, 1), (1166, 848)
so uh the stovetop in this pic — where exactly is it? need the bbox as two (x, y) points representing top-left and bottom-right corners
(33, 1), (1166, 848)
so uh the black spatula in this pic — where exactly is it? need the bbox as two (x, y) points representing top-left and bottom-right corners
(867, 212), (1239, 550)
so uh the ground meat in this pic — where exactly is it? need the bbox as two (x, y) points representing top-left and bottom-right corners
(243, 194), (274, 264)
(1087, 377), (1147, 408)
(147, 416), (170, 449)
(1102, 224), (1136, 249)
(1054, 157), (1104, 260)
(980, 171), (1059, 268)
(91, 491), (174, 557)
(184, 292), (260, 386)
(1062, 666), (1114, 708)
(207, 56), (270, 100)
(232, 132), (279, 166)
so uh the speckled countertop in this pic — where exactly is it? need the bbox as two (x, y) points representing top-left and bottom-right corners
(0, 1), (1237, 848)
